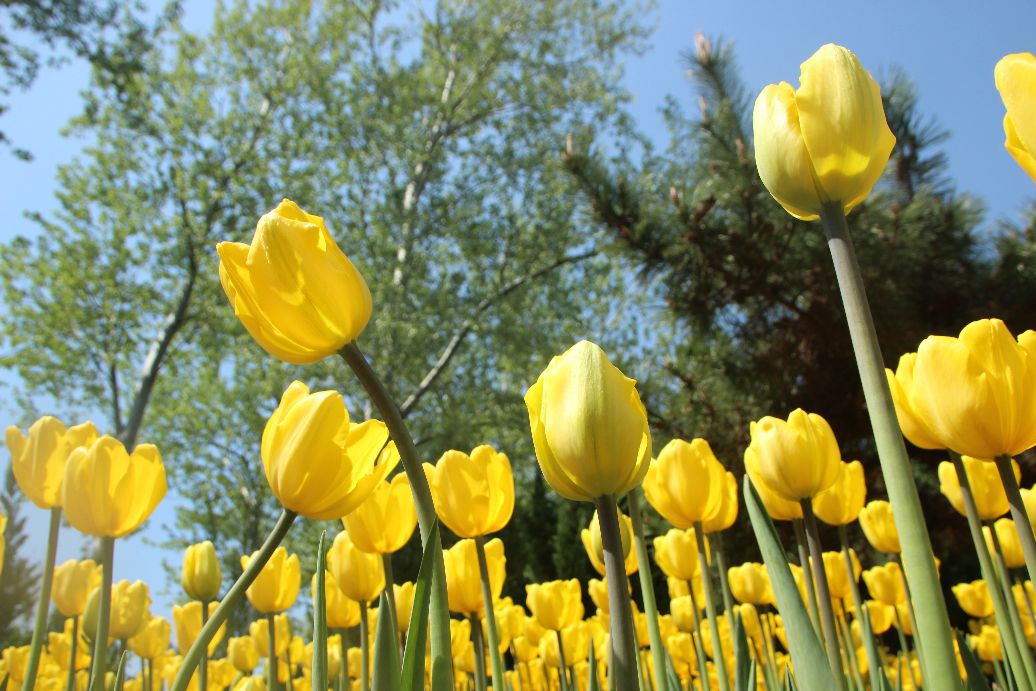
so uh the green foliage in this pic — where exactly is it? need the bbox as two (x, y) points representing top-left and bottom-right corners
(0, 467), (37, 647)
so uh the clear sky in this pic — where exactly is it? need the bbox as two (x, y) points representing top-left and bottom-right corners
(4, 0), (1036, 620)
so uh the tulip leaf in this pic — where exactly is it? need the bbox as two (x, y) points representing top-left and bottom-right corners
(372, 590), (402, 691)
(113, 650), (129, 691)
(875, 667), (893, 691)
(312, 530), (329, 691)
(402, 521), (439, 690)
(663, 649), (681, 691)
(956, 630), (992, 691)
(744, 477), (836, 690)
(783, 667), (798, 691)
(733, 612), (752, 691)
(587, 641), (601, 691)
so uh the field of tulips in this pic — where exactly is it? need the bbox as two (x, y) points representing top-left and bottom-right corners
(3, 42), (1036, 691)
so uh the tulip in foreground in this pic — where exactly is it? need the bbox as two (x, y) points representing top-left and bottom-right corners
(995, 53), (1036, 183)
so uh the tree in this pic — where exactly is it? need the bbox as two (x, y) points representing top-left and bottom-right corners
(0, 467), (38, 646)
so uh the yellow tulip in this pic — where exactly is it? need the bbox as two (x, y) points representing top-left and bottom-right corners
(669, 596), (697, 633)
(49, 619), (90, 671)
(2, 646), (30, 684)
(341, 473), (416, 554)
(217, 199), (372, 364)
(60, 436), (166, 538)
(750, 474), (803, 521)
(127, 615), (171, 660)
(526, 579), (583, 631)
(938, 456), (1017, 521)
(752, 44), (895, 221)
(652, 528), (701, 581)
(393, 582), (415, 633)
(745, 409), (841, 502)
(1013, 581), (1036, 621)
(581, 508), (636, 576)
(852, 599), (895, 635)
(95, 580), (151, 640)
(227, 636), (260, 674)
(5, 417), (98, 509)
(862, 562), (906, 606)
(312, 569), (360, 629)
(327, 530), (383, 604)
(443, 538), (505, 615)
(173, 601), (225, 654)
(971, 625), (1004, 662)
(908, 319), (1036, 459)
(241, 546), (300, 614)
(51, 559), (102, 618)
(821, 550), (861, 601)
(524, 340), (651, 501)
(249, 615), (290, 657)
(643, 438), (726, 528)
(812, 460), (866, 526)
(995, 53), (1036, 182)
(181, 541), (221, 602)
(985, 517), (1026, 569)
(262, 380), (399, 521)
(886, 353), (945, 450)
(588, 578), (609, 614)
(858, 500), (900, 554)
(701, 470), (738, 533)
(727, 563), (772, 607)
(952, 580), (994, 619)
(425, 445), (514, 538)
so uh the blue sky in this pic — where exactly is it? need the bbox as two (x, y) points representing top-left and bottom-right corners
(4, 0), (1036, 619)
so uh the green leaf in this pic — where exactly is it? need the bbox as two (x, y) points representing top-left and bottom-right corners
(743, 477), (836, 690)
(588, 641), (601, 691)
(663, 649), (681, 691)
(783, 666), (798, 691)
(875, 666), (894, 691)
(733, 612), (752, 691)
(372, 590), (402, 691)
(312, 530), (329, 691)
(402, 521), (439, 690)
(113, 650), (129, 691)
(956, 630), (991, 691)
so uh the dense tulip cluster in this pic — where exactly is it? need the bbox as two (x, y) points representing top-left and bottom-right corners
(5, 40), (1036, 691)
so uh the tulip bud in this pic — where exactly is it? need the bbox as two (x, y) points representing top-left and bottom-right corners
(995, 53), (1036, 183)
(228, 636), (260, 673)
(812, 460), (866, 526)
(971, 625), (1004, 662)
(5, 417), (98, 509)
(86, 580), (151, 641)
(52, 559), (102, 618)
(652, 528), (700, 582)
(526, 579), (583, 631)
(249, 615), (291, 657)
(752, 44), (895, 221)
(173, 600), (225, 654)
(858, 500), (901, 554)
(644, 438), (727, 528)
(327, 530), (384, 604)
(953, 580), (995, 619)
(985, 518), (1026, 569)
(217, 199), (372, 364)
(744, 409), (841, 502)
(728, 563), (772, 607)
(524, 340), (651, 501)
(341, 473), (417, 554)
(443, 538), (505, 615)
(241, 546), (300, 614)
(127, 615), (171, 660)
(862, 562), (906, 606)
(182, 541), (222, 602)
(425, 445), (515, 538)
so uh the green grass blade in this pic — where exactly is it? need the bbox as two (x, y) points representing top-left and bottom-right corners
(733, 612), (752, 691)
(312, 530), (329, 691)
(372, 590), (402, 691)
(402, 521), (439, 690)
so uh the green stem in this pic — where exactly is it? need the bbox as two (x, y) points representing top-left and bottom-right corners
(835, 603), (861, 690)
(469, 613), (488, 691)
(199, 601), (209, 691)
(685, 580), (711, 691)
(339, 344), (453, 689)
(759, 610), (780, 690)
(710, 532), (735, 618)
(474, 536), (507, 689)
(837, 525), (881, 685)
(339, 628), (349, 691)
(996, 455), (1036, 587)
(800, 503), (846, 689)
(381, 552), (400, 650)
(87, 536), (114, 691)
(555, 629), (571, 691)
(987, 518), (1036, 687)
(694, 521), (731, 691)
(1017, 575), (1036, 650)
(892, 608), (920, 690)
(890, 554), (924, 669)
(594, 494), (640, 691)
(23, 507), (61, 691)
(627, 489), (670, 691)
(66, 615), (79, 691)
(171, 510), (297, 691)
(359, 600), (370, 691)
(147, 658), (152, 691)
(820, 203), (961, 690)
(267, 613), (277, 691)
(792, 519), (821, 634)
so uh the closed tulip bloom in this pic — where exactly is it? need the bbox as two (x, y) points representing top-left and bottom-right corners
(128, 615), (171, 660)
(952, 580), (995, 619)
(181, 540), (221, 602)
(670, 596), (697, 633)
(2, 646), (30, 684)
(262, 381), (399, 521)
(1022, 486), (1036, 530)
(812, 460), (866, 526)
(653, 528), (700, 581)
(728, 563), (772, 606)
(5, 417), (98, 509)
(50, 619), (90, 670)
(241, 546), (300, 614)
(1013, 581), (1036, 620)
(858, 500), (901, 554)
(971, 625), (1004, 662)
(228, 637), (260, 673)
(327, 530), (384, 604)
(588, 578), (610, 613)
(61, 436), (166, 538)
(985, 518), (1026, 569)
(744, 409), (841, 502)
(939, 456), (1017, 521)
(643, 438), (726, 528)
(909, 319), (1036, 459)
(862, 562), (906, 606)
(526, 579), (583, 631)
(51, 558), (101, 617)
(581, 508), (636, 576)
(524, 340), (651, 501)
(443, 538), (505, 615)
(106, 580), (151, 640)
(249, 615), (290, 657)
(173, 601), (225, 654)
(312, 569), (360, 629)
(852, 599), (895, 635)
(425, 445), (514, 538)
(750, 475), (803, 521)
(341, 473), (416, 554)
(217, 199), (372, 364)
(886, 353), (945, 450)
(995, 53), (1036, 182)
(821, 549), (861, 601)
(753, 44), (895, 221)
(701, 470), (738, 533)
(394, 582), (415, 633)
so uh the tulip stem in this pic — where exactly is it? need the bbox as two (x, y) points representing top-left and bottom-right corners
(800, 502), (846, 690)
(996, 455), (1036, 586)
(66, 616), (79, 691)
(469, 613), (489, 691)
(23, 507), (61, 691)
(986, 518), (1036, 688)
(710, 532), (735, 618)
(338, 628), (349, 691)
(594, 494), (640, 691)
(199, 602), (209, 691)
(837, 525), (881, 684)
(267, 613), (278, 691)
(87, 536), (114, 691)
(627, 489), (670, 691)
(170, 510), (296, 691)
(693, 521), (731, 691)
(380, 553), (400, 652)
(359, 601), (370, 691)
(339, 343), (453, 689)
(819, 203), (961, 690)
(474, 536), (508, 689)
(555, 628), (571, 691)
(791, 519), (821, 635)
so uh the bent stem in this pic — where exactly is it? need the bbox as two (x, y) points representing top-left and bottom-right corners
(800, 503), (846, 690)
(171, 510), (297, 691)
(87, 536), (114, 691)
(23, 507), (61, 691)
(820, 203), (960, 691)
(996, 455), (1036, 587)
(627, 489), (670, 691)
(339, 343), (453, 689)
(694, 520), (731, 691)
(474, 536), (507, 688)
(594, 494), (639, 691)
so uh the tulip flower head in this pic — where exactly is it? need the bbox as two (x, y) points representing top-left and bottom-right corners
(985, 518), (1026, 569)
(652, 528), (701, 582)
(425, 444), (515, 538)
(643, 438), (727, 528)
(241, 546), (300, 614)
(327, 530), (384, 604)
(524, 340), (651, 501)
(939, 456), (1017, 521)
(341, 472), (417, 554)
(128, 615), (171, 661)
(5, 416), (98, 509)
(953, 580), (995, 619)
(443, 538), (505, 615)
(173, 600), (225, 654)
(228, 636), (260, 673)
(312, 569), (360, 629)
(744, 409), (841, 502)
(858, 500), (901, 554)
(862, 562), (906, 606)
(812, 460), (866, 526)
(217, 199), (372, 364)
(52, 558), (102, 618)
(995, 53), (1036, 183)
(701, 469), (738, 533)
(526, 579), (584, 631)
(728, 563), (773, 607)
(181, 540), (222, 602)
(752, 44), (895, 221)
(104, 579), (151, 640)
